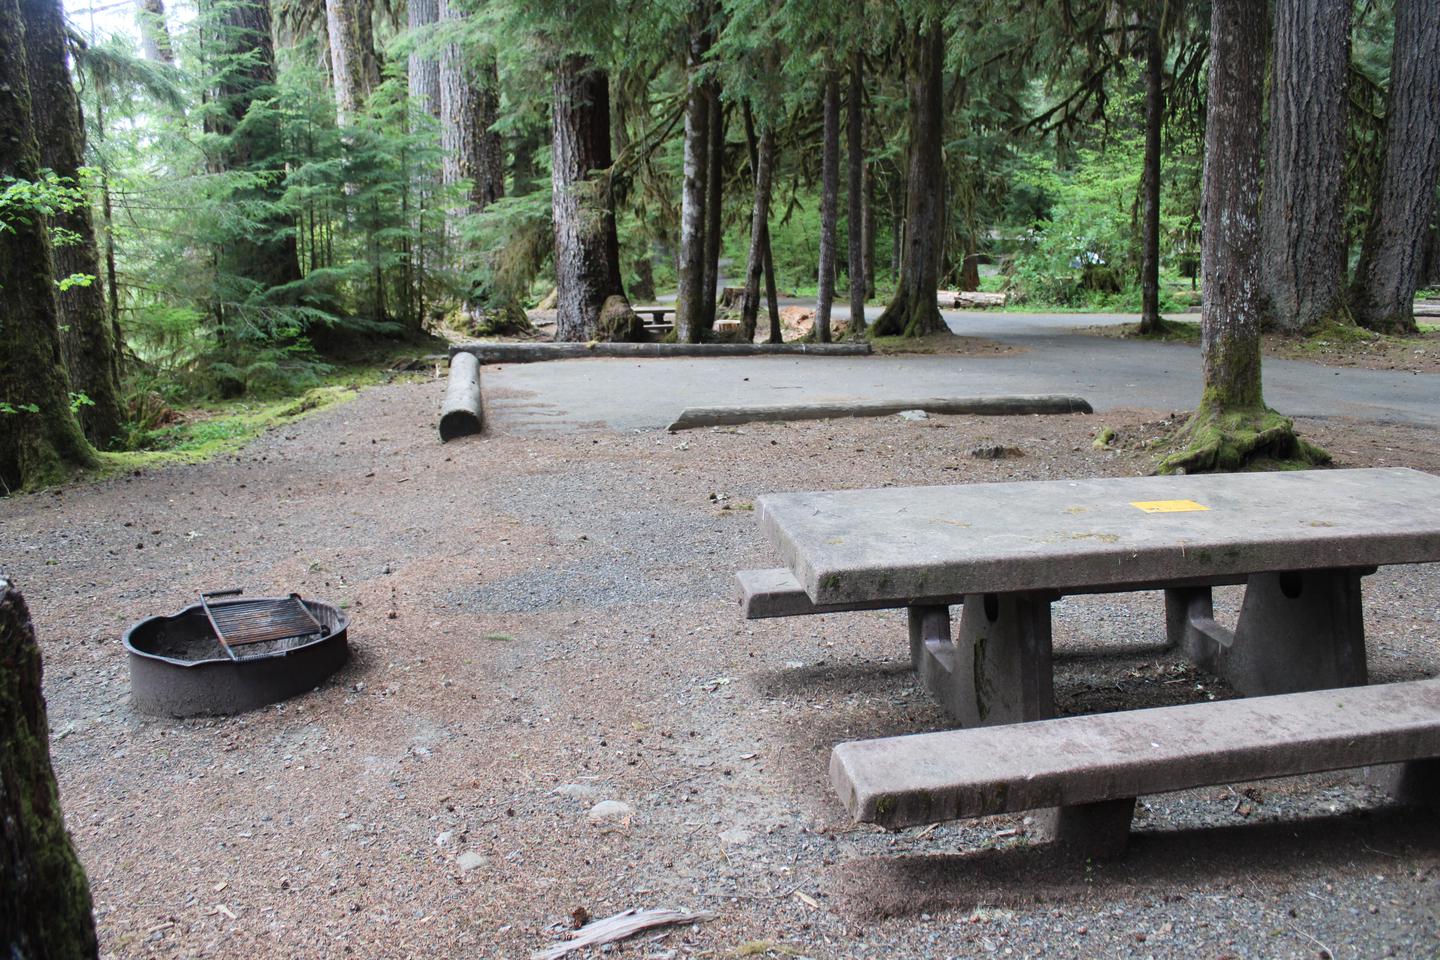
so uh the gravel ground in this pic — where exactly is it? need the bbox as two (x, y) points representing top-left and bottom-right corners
(2, 370), (1439, 960)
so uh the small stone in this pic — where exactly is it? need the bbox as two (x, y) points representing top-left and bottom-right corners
(588, 800), (633, 822)
(457, 851), (487, 872)
(435, 831), (453, 848)
(969, 444), (1024, 460)
(719, 827), (752, 845)
(897, 409), (929, 421)
(554, 783), (602, 799)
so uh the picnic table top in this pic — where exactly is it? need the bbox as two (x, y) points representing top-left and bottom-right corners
(757, 467), (1440, 605)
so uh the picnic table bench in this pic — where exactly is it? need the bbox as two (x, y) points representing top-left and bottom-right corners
(631, 305), (676, 331)
(739, 467), (1440, 852)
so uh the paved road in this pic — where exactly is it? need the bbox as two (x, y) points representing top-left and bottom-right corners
(484, 308), (1440, 432)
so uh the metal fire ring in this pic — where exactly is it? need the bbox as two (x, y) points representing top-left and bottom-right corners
(124, 594), (350, 717)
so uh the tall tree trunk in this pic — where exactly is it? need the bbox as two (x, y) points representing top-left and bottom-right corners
(847, 46), (866, 334)
(550, 55), (640, 342)
(1, 580), (99, 956)
(763, 224), (781, 342)
(870, 25), (947, 338)
(439, 0), (492, 212)
(1198, 0), (1267, 411)
(1351, 0), (1440, 334)
(407, 0), (439, 119)
(701, 86), (724, 334)
(861, 160), (874, 301)
(816, 68), (840, 343)
(21, 0), (125, 447)
(476, 55), (505, 207)
(136, 0), (173, 63)
(740, 104), (774, 342)
(1162, 0), (1323, 473)
(677, 9), (711, 343)
(325, 0), (379, 124)
(1260, 0), (1351, 334)
(208, 0), (301, 297)
(1137, 15), (1164, 334)
(0, 0), (96, 491)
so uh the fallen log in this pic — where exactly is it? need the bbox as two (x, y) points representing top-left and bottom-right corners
(938, 289), (1007, 309)
(438, 351), (483, 441)
(449, 341), (872, 364)
(1, 578), (99, 959)
(667, 394), (1093, 431)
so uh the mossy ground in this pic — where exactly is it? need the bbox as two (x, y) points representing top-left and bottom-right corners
(85, 348), (435, 485)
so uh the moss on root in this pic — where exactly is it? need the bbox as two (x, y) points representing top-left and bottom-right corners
(1157, 404), (1330, 474)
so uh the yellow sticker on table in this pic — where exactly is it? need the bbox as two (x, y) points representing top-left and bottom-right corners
(1130, 499), (1210, 513)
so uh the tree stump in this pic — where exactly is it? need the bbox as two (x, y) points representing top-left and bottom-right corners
(1, 578), (98, 959)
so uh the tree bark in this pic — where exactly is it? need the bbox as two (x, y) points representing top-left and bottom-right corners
(861, 160), (874, 302)
(550, 55), (640, 342)
(472, 55), (505, 208)
(701, 86), (724, 334)
(0, 579), (99, 957)
(407, 0), (439, 119)
(1351, 0), (1440, 334)
(136, 0), (174, 63)
(1198, 0), (1267, 411)
(741, 104), (774, 342)
(847, 46), (866, 334)
(0, 0), (95, 492)
(1260, 0), (1351, 334)
(816, 68), (840, 343)
(677, 9), (711, 343)
(325, 0), (379, 124)
(21, 0), (125, 447)
(762, 221), (781, 342)
(1161, 0), (1325, 474)
(870, 25), (947, 337)
(1137, 16), (1164, 334)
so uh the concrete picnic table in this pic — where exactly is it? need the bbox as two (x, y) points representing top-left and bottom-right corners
(755, 467), (1440, 726)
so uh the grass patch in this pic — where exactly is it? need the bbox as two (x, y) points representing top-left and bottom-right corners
(96, 384), (362, 478)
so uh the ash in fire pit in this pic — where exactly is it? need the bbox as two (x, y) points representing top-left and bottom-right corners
(125, 591), (349, 717)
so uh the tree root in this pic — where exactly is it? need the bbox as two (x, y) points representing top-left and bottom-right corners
(1158, 405), (1330, 474)
(869, 289), (948, 338)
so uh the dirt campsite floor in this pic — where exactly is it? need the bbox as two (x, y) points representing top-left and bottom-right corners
(3, 368), (1439, 959)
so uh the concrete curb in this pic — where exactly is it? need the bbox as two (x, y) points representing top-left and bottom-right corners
(448, 341), (872, 363)
(666, 395), (1093, 432)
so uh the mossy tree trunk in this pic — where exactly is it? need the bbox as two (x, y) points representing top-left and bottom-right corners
(740, 103), (774, 342)
(815, 68), (840, 343)
(1260, 0), (1352, 334)
(21, 0), (126, 448)
(676, 5), (711, 344)
(324, 0), (379, 125)
(137, 0), (174, 63)
(1351, 0), (1440, 334)
(1, 579), (99, 958)
(846, 44), (866, 334)
(870, 24), (947, 338)
(701, 84), (724, 335)
(1136, 16), (1164, 336)
(550, 55), (640, 342)
(1161, 0), (1326, 474)
(0, 0), (96, 494)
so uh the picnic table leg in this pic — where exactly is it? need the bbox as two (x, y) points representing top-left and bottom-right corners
(1035, 797), (1136, 859)
(1166, 569), (1368, 697)
(908, 593), (1056, 727)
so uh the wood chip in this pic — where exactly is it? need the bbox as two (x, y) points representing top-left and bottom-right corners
(793, 890), (820, 909)
(532, 907), (714, 960)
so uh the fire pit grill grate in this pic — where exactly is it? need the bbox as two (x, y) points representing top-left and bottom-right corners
(200, 589), (325, 660)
